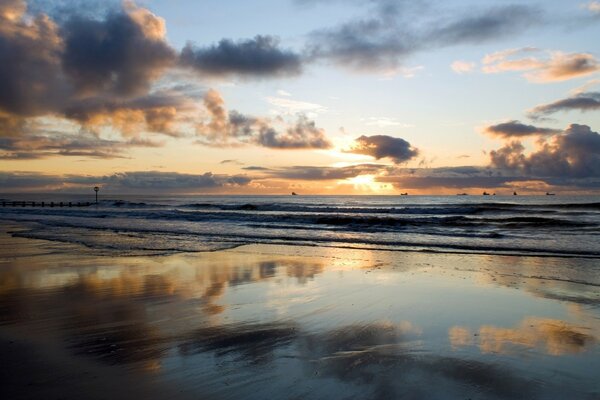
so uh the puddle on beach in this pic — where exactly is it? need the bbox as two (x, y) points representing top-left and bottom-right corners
(0, 234), (599, 399)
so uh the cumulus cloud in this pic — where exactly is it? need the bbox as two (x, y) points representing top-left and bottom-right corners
(490, 124), (600, 178)
(484, 121), (561, 138)
(482, 48), (600, 83)
(0, 0), (190, 140)
(305, 3), (539, 71)
(180, 35), (302, 78)
(196, 90), (331, 149)
(346, 135), (418, 164)
(0, 170), (252, 192)
(528, 92), (600, 119)
(378, 124), (600, 191)
(61, 2), (176, 97)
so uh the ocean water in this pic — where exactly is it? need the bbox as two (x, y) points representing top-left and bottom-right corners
(0, 194), (599, 257)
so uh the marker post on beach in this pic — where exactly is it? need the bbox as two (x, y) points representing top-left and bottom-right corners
(94, 186), (99, 204)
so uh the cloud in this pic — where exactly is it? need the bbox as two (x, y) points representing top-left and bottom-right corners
(482, 48), (600, 83)
(219, 159), (243, 165)
(0, 130), (162, 160)
(490, 124), (600, 178)
(63, 90), (196, 137)
(0, 0), (66, 117)
(528, 92), (600, 119)
(262, 163), (386, 180)
(180, 35), (302, 78)
(61, 2), (176, 97)
(256, 115), (332, 149)
(305, 3), (539, 71)
(0, 170), (252, 192)
(378, 166), (523, 190)
(0, 0), (191, 140)
(484, 121), (561, 138)
(451, 60), (476, 74)
(196, 90), (331, 149)
(346, 135), (418, 163)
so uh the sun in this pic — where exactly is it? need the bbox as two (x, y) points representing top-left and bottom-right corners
(345, 174), (392, 193)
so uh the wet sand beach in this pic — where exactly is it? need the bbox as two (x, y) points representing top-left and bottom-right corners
(0, 225), (599, 399)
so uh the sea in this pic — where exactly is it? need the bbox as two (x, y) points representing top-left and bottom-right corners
(1, 194), (599, 258)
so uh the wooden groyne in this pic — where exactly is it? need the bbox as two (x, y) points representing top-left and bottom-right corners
(1, 201), (93, 208)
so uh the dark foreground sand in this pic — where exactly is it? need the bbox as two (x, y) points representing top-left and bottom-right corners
(0, 225), (599, 399)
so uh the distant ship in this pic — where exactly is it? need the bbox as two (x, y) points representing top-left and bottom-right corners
(291, 192), (298, 196)
(400, 192), (408, 196)
(457, 193), (468, 196)
(513, 191), (518, 196)
(483, 192), (490, 196)
(546, 192), (555, 196)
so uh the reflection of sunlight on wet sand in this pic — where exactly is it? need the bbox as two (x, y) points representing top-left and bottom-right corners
(450, 317), (596, 355)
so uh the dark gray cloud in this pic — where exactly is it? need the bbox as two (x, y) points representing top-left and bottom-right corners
(378, 166), (522, 190)
(0, 171), (252, 192)
(263, 163), (386, 180)
(490, 124), (600, 178)
(181, 35), (302, 78)
(528, 92), (600, 119)
(196, 90), (331, 149)
(484, 121), (561, 138)
(0, 0), (186, 140)
(346, 135), (418, 163)
(0, 0), (67, 117)
(305, 2), (540, 71)
(0, 171), (64, 189)
(428, 5), (538, 47)
(61, 5), (176, 97)
(98, 171), (251, 190)
(0, 131), (161, 160)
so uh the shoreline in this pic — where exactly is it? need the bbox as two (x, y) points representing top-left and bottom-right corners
(3, 219), (600, 260)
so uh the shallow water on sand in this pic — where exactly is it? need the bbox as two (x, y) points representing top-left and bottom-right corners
(0, 229), (599, 399)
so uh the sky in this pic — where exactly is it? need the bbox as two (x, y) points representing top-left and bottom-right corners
(1, 0), (600, 194)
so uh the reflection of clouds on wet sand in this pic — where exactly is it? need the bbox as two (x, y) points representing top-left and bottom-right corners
(0, 250), (331, 372)
(1, 237), (600, 399)
(450, 317), (596, 355)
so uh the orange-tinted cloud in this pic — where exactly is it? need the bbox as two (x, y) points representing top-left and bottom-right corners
(482, 48), (600, 83)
